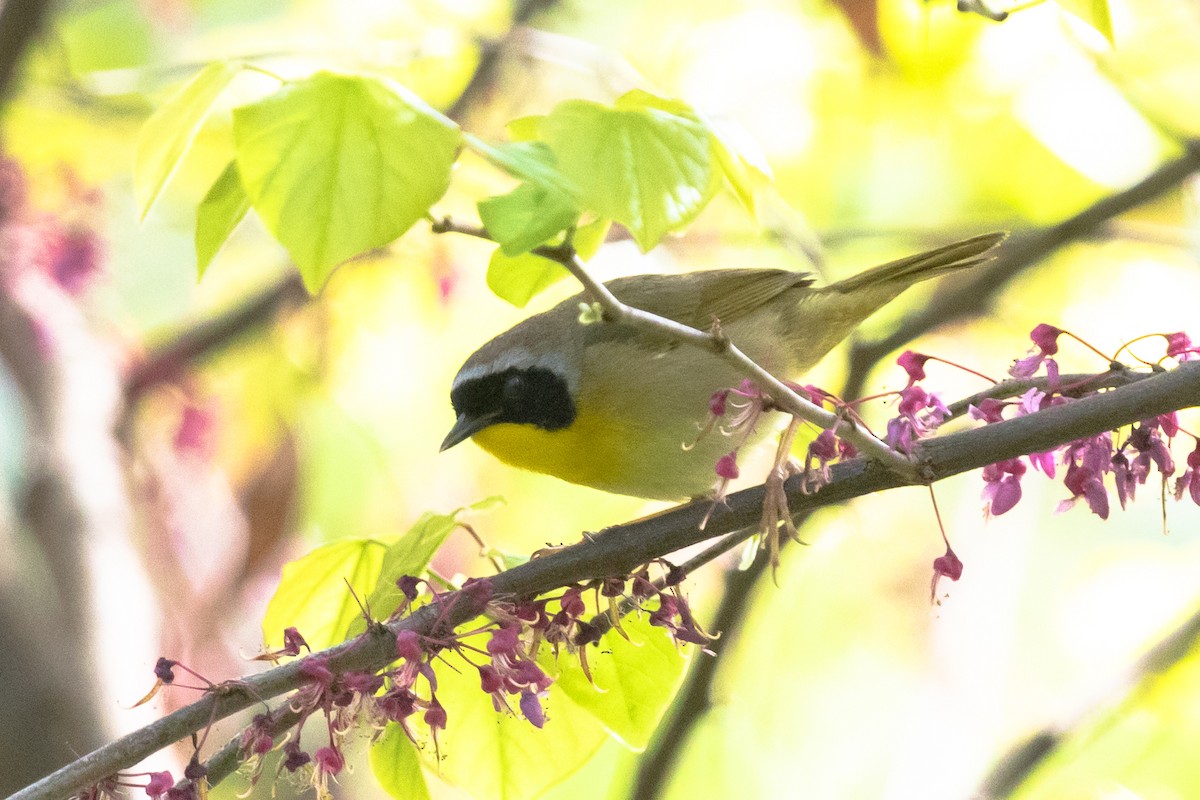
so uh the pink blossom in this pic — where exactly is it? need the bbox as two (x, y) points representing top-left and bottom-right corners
(313, 746), (345, 776)
(930, 546), (964, 602)
(897, 350), (931, 385)
(982, 458), (1026, 516)
(715, 451), (739, 480)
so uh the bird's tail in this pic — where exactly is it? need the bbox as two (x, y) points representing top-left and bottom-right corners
(784, 232), (1006, 374)
(827, 231), (1007, 295)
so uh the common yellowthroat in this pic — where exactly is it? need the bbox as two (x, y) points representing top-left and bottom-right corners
(442, 233), (1004, 500)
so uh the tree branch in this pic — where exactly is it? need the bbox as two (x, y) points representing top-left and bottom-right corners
(841, 140), (1200, 401)
(13, 360), (1200, 800)
(0, 0), (55, 108)
(123, 272), (307, 405)
(976, 601), (1200, 799)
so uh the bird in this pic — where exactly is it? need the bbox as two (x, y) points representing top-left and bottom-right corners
(441, 232), (1005, 501)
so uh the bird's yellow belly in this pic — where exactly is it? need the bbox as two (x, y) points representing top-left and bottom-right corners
(472, 397), (776, 500)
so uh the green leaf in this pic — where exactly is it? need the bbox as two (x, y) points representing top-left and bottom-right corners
(58, 0), (155, 75)
(479, 182), (580, 256)
(233, 72), (461, 293)
(486, 248), (570, 308)
(708, 118), (773, 217)
(195, 160), (251, 276)
(423, 643), (608, 800)
(465, 136), (571, 192)
(506, 115), (545, 142)
(541, 614), (689, 750)
(572, 217), (612, 261)
(350, 511), (462, 636)
(135, 61), (243, 220)
(261, 538), (385, 650)
(1055, 0), (1114, 43)
(371, 723), (431, 800)
(541, 90), (719, 252)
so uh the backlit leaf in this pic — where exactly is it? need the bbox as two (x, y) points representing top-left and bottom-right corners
(541, 614), (689, 749)
(486, 248), (569, 308)
(195, 160), (250, 276)
(261, 538), (385, 650)
(478, 182), (580, 256)
(541, 90), (719, 251)
(419, 641), (608, 800)
(371, 723), (432, 800)
(233, 72), (460, 292)
(135, 61), (243, 220)
(1056, 0), (1114, 43)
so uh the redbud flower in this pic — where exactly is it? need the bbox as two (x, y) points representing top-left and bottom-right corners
(144, 772), (174, 799)
(520, 691), (546, 728)
(313, 746), (344, 776)
(282, 740), (311, 772)
(968, 398), (1005, 424)
(1173, 441), (1200, 506)
(154, 658), (177, 684)
(282, 627), (308, 656)
(709, 389), (728, 417)
(897, 350), (931, 385)
(299, 657), (333, 689)
(1030, 323), (1063, 355)
(1166, 332), (1199, 362)
(240, 714), (274, 757)
(715, 451), (739, 480)
(395, 630), (423, 661)
(424, 698), (448, 731)
(982, 458), (1026, 516)
(931, 546), (964, 602)
(1010, 324), (1065, 381)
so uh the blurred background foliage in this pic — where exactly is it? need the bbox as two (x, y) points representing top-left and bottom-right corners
(3, 0), (1200, 797)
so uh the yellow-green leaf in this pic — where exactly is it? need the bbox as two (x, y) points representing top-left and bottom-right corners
(573, 217), (612, 261)
(541, 614), (689, 750)
(261, 538), (385, 650)
(135, 61), (243, 220)
(486, 248), (569, 308)
(348, 511), (462, 639)
(233, 72), (461, 292)
(709, 117), (773, 217)
(541, 90), (720, 252)
(371, 723), (431, 800)
(421, 643), (608, 800)
(478, 182), (580, 256)
(1055, 0), (1113, 44)
(195, 160), (250, 276)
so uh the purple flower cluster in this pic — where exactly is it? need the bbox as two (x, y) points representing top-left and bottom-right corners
(891, 326), (1199, 600)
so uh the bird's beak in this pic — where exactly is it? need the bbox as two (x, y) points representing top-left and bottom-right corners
(440, 412), (501, 452)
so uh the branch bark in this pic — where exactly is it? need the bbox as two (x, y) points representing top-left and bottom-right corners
(0, 0), (56, 108)
(12, 360), (1200, 800)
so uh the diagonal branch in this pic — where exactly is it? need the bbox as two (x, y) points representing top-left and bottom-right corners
(12, 360), (1200, 800)
(841, 140), (1200, 401)
(976, 601), (1200, 799)
(0, 0), (56, 109)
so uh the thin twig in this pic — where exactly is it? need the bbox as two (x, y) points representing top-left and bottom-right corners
(943, 368), (1151, 420)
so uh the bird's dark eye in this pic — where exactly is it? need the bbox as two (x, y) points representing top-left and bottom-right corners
(502, 373), (525, 405)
